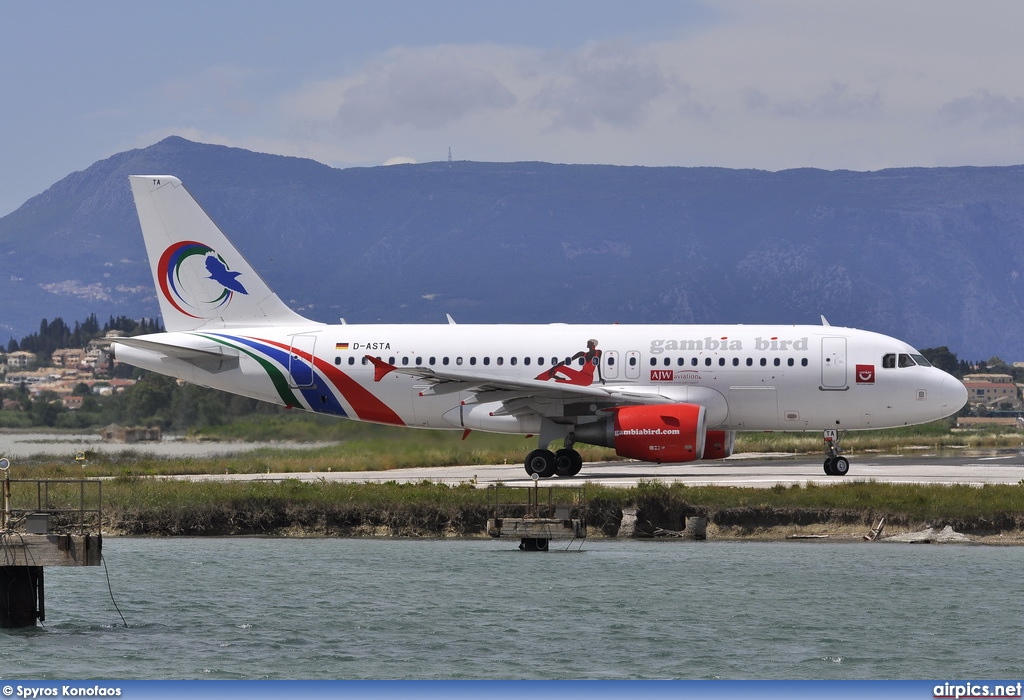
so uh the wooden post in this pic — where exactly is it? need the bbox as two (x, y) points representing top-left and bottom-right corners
(0, 566), (43, 627)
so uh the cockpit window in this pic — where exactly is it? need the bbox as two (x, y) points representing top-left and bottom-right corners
(882, 352), (932, 368)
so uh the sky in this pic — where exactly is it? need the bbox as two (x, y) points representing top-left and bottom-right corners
(2, 0), (1024, 216)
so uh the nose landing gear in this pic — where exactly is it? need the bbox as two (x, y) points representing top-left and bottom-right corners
(823, 429), (850, 476)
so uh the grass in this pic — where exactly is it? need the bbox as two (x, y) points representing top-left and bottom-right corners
(9, 474), (1022, 537)
(12, 418), (1020, 481)
(5, 418), (1024, 537)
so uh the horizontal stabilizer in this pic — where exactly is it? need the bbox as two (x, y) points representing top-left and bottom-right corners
(112, 336), (240, 373)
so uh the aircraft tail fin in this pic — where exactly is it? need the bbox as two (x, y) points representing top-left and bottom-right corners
(129, 176), (311, 332)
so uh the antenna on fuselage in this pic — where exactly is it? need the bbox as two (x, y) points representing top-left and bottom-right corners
(820, 315), (831, 326)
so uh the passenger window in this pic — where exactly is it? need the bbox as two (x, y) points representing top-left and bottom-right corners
(483, 357), (490, 366)
(650, 358), (657, 366)
(401, 357), (409, 366)
(628, 356), (637, 366)
(334, 357), (341, 365)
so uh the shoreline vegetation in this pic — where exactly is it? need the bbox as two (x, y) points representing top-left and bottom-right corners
(5, 418), (1024, 543)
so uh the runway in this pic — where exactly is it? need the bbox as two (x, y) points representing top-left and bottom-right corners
(178, 449), (1024, 488)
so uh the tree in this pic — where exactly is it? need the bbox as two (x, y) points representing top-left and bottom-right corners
(29, 391), (66, 427)
(920, 346), (960, 377)
(985, 356), (1012, 375)
(121, 373), (177, 426)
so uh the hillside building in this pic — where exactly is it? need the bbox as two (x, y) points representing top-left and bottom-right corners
(961, 373), (1022, 411)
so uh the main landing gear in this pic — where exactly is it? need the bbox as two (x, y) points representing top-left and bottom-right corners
(822, 429), (850, 476)
(524, 440), (583, 478)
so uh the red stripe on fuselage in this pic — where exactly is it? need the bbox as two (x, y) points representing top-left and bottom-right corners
(252, 336), (405, 426)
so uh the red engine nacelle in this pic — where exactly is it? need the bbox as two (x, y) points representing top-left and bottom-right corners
(702, 430), (736, 460)
(576, 403), (707, 463)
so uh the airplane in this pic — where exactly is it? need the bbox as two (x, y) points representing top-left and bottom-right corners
(111, 175), (968, 479)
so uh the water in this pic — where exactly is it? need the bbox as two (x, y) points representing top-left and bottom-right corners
(2, 538), (1021, 680)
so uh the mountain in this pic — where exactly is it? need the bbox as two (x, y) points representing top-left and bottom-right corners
(1, 136), (1023, 361)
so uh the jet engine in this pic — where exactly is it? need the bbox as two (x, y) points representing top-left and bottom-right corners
(702, 430), (736, 460)
(575, 403), (708, 463)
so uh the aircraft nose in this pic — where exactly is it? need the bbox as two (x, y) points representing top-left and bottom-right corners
(936, 373), (968, 418)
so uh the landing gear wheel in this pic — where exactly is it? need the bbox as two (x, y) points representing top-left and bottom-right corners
(554, 448), (583, 477)
(823, 456), (850, 476)
(524, 449), (556, 478)
(822, 429), (850, 476)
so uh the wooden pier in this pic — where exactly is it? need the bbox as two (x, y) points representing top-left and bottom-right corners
(1, 461), (103, 627)
(486, 481), (586, 551)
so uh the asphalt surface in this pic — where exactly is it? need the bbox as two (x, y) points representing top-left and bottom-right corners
(176, 449), (1024, 488)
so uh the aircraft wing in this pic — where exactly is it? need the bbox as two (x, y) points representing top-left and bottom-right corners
(111, 337), (241, 373)
(365, 356), (667, 405)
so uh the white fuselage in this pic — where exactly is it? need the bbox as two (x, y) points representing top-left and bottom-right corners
(112, 322), (966, 435)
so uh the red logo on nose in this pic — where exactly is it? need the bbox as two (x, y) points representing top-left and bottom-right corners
(856, 364), (875, 383)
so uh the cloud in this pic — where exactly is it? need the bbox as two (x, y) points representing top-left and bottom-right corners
(940, 90), (1024, 130)
(744, 82), (883, 121)
(532, 41), (675, 130)
(241, 1), (1024, 173)
(334, 46), (517, 134)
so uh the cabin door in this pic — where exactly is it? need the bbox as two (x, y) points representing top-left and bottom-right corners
(288, 334), (317, 388)
(820, 337), (848, 389)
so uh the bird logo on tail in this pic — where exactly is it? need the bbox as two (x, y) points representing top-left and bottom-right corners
(158, 241), (248, 319)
